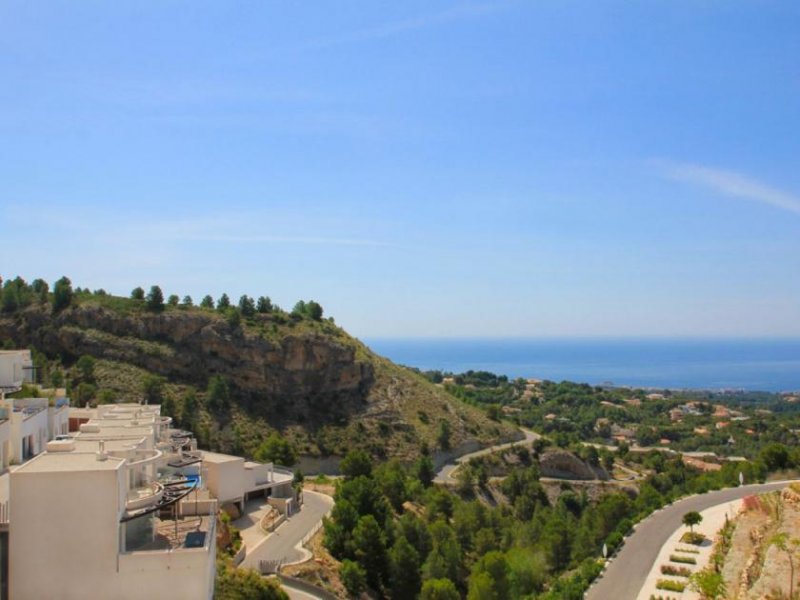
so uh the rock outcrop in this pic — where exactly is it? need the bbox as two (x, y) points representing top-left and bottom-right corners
(0, 304), (373, 420)
(540, 450), (609, 481)
(0, 301), (519, 460)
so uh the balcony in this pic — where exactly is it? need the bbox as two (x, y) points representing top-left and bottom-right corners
(122, 507), (216, 553)
(16, 406), (45, 420)
(126, 481), (165, 511)
(122, 477), (198, 522)
(125, 448), (163, 468)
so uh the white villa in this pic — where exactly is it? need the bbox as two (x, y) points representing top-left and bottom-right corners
(0, 351), (296, 600)
(0, 351), (34, 393)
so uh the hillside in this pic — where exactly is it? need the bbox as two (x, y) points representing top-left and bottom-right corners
(0, 287), (518, 465)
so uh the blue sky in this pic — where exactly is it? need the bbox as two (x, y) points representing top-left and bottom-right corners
(1, 1), (799, 337)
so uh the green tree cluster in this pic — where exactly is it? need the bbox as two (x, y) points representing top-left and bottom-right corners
(146, 285), (165, 311)
(254, 432), (297, 466)
(322, 448), (632, 599)
(291, 300), (324, 321)
(206, 376), (230, 412)
(214, 559), (288, 600)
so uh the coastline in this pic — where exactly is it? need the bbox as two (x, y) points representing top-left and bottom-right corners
(364, 337), (800, 392)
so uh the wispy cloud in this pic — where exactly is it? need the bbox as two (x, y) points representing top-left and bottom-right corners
(296, 2), (503, 51)
(6, 205), (392, 248)
(660, 161), (800, 216)
(174, 233), (391, 247)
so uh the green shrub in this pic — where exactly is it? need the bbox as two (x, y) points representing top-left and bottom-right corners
(656, 579), (686, 592)
(680, 531), (707, 545)
(660, 564), (692, 577)
(340, 560), (367, 597)
(669, 554), (697, 565)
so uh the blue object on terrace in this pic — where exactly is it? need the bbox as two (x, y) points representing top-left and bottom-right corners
(184, 531), (206, 548)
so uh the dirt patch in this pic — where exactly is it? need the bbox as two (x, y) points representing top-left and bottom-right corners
(721, 488), (800, 599)
(281, 527), (347, 598)
(304, 480), (337, 497)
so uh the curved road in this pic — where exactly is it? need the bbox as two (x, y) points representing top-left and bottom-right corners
(434, 428), (540, 484)
(586, 480), (794, 600)
(241, 490), (334, 571)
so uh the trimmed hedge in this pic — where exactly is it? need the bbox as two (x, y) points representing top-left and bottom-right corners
(680, 531), (707, 545)
(661, 564), (692, 577)
(669, 554), (697, 565)
(656, 579), (687, 592)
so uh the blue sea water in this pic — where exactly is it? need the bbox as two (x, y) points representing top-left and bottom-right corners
(363, 338), (800, 392)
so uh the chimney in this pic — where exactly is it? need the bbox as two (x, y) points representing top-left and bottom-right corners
(96, 440), (107, 461)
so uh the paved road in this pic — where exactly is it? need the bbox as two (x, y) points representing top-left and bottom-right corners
(281, 582), (321, 600)
(586, 480), (794, 600)
(241, 490), (334, 570)
(434, 428), (540, 484)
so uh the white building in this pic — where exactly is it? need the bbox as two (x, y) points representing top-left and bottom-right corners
(0, 351), (34, 393)
(0, 372), (297, 600)
(10, 444), (217, 600)
(202, 451), (295, 513)
(47, 397), (70, 439)
(9, 404), (218, 600)
(0, 410), (10, 473)
(3, 398), (49, 465)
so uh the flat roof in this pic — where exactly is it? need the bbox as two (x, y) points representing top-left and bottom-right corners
(201, 451), (244, 464)
(71, 438), (144, 452)
(75, 426), (154, 439)
(87, 418), (157, 427)
(13, 452), (125, 474)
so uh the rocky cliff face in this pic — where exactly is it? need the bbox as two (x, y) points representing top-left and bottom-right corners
(0, 301), (518, 460)
(1, 304), (374, 421)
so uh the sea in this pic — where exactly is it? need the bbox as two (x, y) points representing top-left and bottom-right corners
(363, 338), (800, 393)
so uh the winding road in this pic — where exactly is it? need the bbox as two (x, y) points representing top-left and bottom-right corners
(434, 428), (540, 484)
(240, 490), (334, 571)
(585, 480), (795, 600)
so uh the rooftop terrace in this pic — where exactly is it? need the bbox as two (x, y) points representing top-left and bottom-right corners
(14, 452), (125, 473)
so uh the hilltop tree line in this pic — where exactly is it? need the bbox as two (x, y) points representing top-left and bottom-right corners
(0, 275), (73, 314)
(0, 274), (326, 325)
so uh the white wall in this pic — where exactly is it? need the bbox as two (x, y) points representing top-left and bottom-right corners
(48, 403), (70, 438)
(10, 465), (123, 599)
(0, 352), (32, 389)
(10, 460), (215, 600)
(244, 462), (273, 489)
(10, 407), (48, 464)
(117, 534), (215, 600)
(205, 457), (245, 505)
(0, 420), (10, 471)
